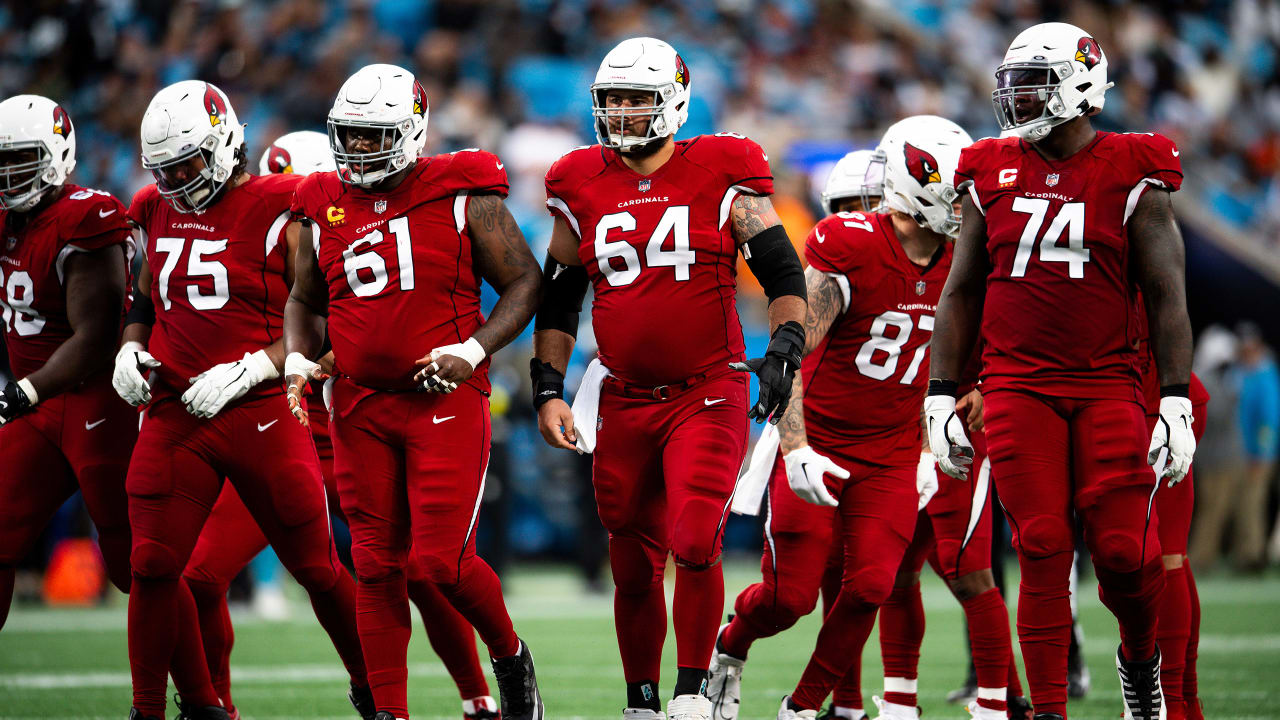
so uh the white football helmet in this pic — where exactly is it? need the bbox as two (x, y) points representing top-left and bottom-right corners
(140, 80), (245, 214)
(259, 130), (335, 176)
(992, 22), (1113, 142)
(877, 115), (973, 238)
(821, 149), (884, 215)
(0, 95), (76, 212)
(591, 37), (691, 152)
(327, 64), (429, 187)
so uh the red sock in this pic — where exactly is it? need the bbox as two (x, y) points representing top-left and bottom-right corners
(1014, 551), (1073, 717)
(879, 583), (924, 707)
(130, 577), (220, 717)
(407, 573), (489, 698)
(1096, 558), (1164, 663)
(302, 567), (369, 685)
(356, 573), (412, 718)
(1158, 565), (1190, 719)
(962, 588), (1011, 712)
(186, 578), (235, 711)
(791, 593), (878, 710)
(830, 652), (863, 711)
(673, 563), (723, 671)
(437, 556), (519, 659)
(610, 535), (666, 682)
(1007, 657), (1024, 696)
(0, 565), (13, 632)
(1184, 563), (1201, 718)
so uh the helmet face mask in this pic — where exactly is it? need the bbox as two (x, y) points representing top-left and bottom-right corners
(591, 38), (690, 153)
(822, 148), (885, 216)
(876, 115), (973, 238)
(143, 139), (223, 214)
(327, 64), (429, 189)
(328, 116), (416, 186)
(990, 23), (1112, 143)
(0, 144), (53, 212)
(140, 81), (244, 214)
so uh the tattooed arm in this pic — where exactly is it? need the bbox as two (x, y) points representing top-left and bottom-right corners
(730, 193), (806, 332)
(777, 267), (845, 454)
(1129, 189), (1192, 387)
(468, 194), (543, 353)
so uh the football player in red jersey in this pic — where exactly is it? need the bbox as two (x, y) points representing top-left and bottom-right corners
(927, 22), (1196, 720)
(0, 95), (135, 632)
(283, 64), (544, 720)
(530, 37), (807, 720)
(114, 81), (368, 720)
(176, 130), (499, 720)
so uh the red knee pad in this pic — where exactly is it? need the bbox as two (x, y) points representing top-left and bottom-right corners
(610, 535), (664, 594)
(131, 540), (185, 580)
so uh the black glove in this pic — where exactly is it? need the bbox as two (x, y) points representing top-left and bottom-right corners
(529, 358), (566, 410)
(730, 320), (804, 424)
(0, 381), (34, 425)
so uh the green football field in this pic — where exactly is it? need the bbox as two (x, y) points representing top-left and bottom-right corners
(2, 562), (1278, 720)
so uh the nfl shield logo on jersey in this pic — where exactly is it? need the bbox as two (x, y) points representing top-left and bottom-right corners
(915, 280), (927, 295)
(638, 179), (651, 193)
(374, 199), (388, 214)
(1045, 173), (1060, 187)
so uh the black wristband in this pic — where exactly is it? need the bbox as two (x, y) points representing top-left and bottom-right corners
(928, 378), (959, 398)
(765, 320), (805, 366)
(1160, 383), (1190, 398)
(530, 358), (566, 410)
(126, 293), (155, 327)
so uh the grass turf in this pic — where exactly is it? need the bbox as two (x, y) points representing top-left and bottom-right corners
(2, 561), (1278, 720)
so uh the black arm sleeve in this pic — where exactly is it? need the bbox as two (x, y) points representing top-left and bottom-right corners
(742, 224), (806, 304)
(533, 252), (590, 337)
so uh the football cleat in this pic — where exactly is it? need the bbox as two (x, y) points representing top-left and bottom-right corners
(349, 683), (376, 720)
(1116, 645), (1165, 720)
(1008, 695), (1034, 720)
(777, 696), (818, 720)
(870, 695), (919, 720)
(964, 700), (1006, 720)
(1032, 714), (1064, 720)
(623, 708), (666, 720)
(668, 694), (712, 720)
(373, 713), (405, 720)
(127, 708), (161, 720)
(491, 639), (544, 720)
(464, 695), (501, 719)
(1067, 620), (1090, 698)
(707, 623), (745, 720)
(815, 705), (866, 720)
(173, 694), (231, 720)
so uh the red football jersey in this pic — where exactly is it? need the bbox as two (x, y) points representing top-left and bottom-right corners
(956, 131), (1182, 401)
(803, 211), (952, 465)
(544, 134), (773, 387)
(128, 174), (297, 402)
(0, 184), (132, 379)
(291, 151), (508, 391)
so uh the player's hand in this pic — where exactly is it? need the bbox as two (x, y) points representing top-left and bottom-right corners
(916, 451), (939, 510)
(182, 350), (278, 419)
(536, 398), (580, 453)
(112, 342), (161, 406)
(782, 446), (845, 506)
(731, 321), (804, 425)
(956, 389), (985, 433)
(284, 352), (330, 427)
(415, 338), (486, 394)
(924, 394), (974, 479)
(1149, 395), (1196, 486)
(0, 381), (34, 425)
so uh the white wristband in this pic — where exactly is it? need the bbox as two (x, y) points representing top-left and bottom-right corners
(17, 377), (38, 406)
(453, 337), (487, 370)
(284, 352), (318, 380)
(248, 349), (280, 382)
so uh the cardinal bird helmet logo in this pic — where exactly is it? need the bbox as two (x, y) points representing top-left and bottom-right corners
(904, 142), (941, 186)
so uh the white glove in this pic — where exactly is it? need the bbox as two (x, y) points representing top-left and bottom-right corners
(916, 451), (938, 510)
(782, 445), (847, 507)
(924, 394), (975, 479)
(182, 350), (279, 418)
(112, 341), (161, 406)
(1149, 396), (1196, 486)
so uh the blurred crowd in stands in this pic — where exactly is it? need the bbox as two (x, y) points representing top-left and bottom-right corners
(2, 0), (1278, 598)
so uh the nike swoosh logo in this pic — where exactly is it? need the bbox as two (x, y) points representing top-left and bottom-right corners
(433, 415), (455, 424)
(551, 263), (568, 280)
(704, 398), (726, 406)
(85, 418), (107, 430)
(98, 208), (116, 218)
(1172, 149), (1180, 157)
(495, 162), (504, 170)
(815, 229), (826, 243)
(257, 420), (278, 432)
